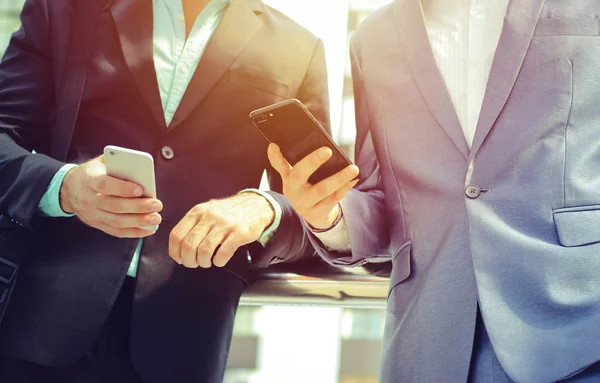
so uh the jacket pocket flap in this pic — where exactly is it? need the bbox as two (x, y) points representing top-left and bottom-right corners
(553, 205), (600, 247)
(534, 18), (599, 36)
(228, 69), (289, 97)
(388, 241), (411, 295)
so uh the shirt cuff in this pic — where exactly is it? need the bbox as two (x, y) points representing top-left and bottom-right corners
(38, 164), (78, 217)
(308, 207), (352, 252)
(238, 188), (282, 247)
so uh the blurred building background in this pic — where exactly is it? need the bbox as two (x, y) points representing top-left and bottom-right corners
(0, 1), (392, 382)
(0, 0), (22, 52)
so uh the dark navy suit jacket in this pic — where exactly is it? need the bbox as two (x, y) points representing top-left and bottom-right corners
(0, 0), (326, 381)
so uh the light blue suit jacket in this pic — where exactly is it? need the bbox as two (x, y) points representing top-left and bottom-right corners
(307, 0), (600, 381)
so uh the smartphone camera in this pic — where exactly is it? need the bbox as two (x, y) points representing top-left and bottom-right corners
(253, 114), (268, 124)
(109, 151), (116, 156)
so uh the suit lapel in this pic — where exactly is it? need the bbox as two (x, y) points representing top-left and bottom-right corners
(110, 0), (167, 129)
(168, 0), (263, 129)
(469, 0), (545, 156)
(393, 0), (469, 159)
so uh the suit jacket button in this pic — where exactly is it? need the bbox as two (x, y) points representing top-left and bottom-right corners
(465, 184), (481, 199)
(161, 146), (174, 160)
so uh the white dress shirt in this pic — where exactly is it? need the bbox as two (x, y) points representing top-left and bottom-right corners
(315, 0), (510, 251)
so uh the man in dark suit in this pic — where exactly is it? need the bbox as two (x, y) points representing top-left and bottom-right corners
(0, 0), (326, 382)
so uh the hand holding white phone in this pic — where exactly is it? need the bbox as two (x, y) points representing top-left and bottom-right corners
(103, 145), (159, 231)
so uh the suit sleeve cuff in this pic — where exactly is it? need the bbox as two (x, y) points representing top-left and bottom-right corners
(38, 163), (78, 217)
(238, 188), (282, 247)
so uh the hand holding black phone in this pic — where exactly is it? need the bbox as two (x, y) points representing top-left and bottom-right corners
(249, 99), (358, 185)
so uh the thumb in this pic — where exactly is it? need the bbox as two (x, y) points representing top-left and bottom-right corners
(267, 143), (291, 177)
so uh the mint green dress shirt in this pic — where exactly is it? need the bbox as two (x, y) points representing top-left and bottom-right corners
(38, 0), (282, 277)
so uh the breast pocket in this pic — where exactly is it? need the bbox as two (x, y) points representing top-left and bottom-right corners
(534, 18), (599, 37)
(553, 205), (600, 247)
(228, 69), (290, 98)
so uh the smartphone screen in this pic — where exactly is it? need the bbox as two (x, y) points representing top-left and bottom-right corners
(251, 100), (356, 184)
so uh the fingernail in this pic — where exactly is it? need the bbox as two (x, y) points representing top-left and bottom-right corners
(134, 187), (143, 196)
(346, 166), (357, 176)
(320, 147), (331, 159)
(152, 202), (161, 211)
(149, 216), (160, 225)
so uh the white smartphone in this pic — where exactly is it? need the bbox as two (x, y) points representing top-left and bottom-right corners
(103, 145), (158, 231)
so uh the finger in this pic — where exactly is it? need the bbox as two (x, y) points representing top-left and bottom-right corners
(309, 165), (360, 202)
(313, 179), (358, 214)
(97, 210), (161, 229)
(169, 213), (200, 265)
(196, 228), (227, 269)
(267, 144), (292, 178)
(212, 234), (245, 268)
(95, 222), (156, 239)
(89, 175), (143, 198)
(288, 147), (332, 187)
(179, 224), (212, 268)
(98, 196), (163, 214)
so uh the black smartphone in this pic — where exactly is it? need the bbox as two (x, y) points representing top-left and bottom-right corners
(250, 99), (358, 185)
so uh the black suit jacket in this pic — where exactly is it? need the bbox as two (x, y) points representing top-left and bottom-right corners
(0, 0), (327, 380)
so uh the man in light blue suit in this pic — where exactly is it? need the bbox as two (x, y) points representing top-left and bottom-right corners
(268, 0), (600, 381)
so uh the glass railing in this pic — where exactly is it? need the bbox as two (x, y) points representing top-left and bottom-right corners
(225, 261), (389, 383)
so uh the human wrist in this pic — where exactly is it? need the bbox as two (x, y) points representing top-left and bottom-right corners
(238, 192), (275, 231)
(306, 204), (342, 231)
(257, 195), (276, 231)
